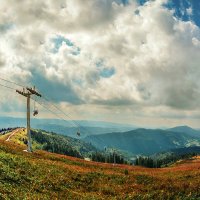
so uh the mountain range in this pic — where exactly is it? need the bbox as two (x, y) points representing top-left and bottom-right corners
(84, 126), (200, 156)
(1, 117), (199, 157)
(0, 116), (136, 138)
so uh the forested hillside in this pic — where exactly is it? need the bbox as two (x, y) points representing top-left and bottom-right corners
(31, 130), (96, 158)
(135, 146), (200, 168)
(84, 128), (200, 156)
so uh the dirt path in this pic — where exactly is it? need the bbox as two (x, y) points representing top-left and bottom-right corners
(5, 128), (20, 142)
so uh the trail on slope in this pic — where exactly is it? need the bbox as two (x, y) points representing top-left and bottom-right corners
(5, 128), (21, 142)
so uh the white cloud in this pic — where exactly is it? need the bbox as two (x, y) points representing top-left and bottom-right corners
(0, 0), (200, 127)
(186, 7), (193, 16)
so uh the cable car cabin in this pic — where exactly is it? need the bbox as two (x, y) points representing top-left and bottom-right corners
(33, 110), (38, 116)
(77, 131), (81, 137)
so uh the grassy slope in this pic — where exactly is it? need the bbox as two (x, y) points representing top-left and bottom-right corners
(3, 128), (96, 156)
(0, 130), (200, 199)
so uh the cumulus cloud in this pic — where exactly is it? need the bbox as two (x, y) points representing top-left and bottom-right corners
(0, 0), (200, 127)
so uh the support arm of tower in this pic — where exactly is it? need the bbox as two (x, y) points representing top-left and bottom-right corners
(16, 90), (29, 97)
(26, 87), (42, 97)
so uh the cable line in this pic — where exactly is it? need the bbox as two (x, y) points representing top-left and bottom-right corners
(0, 77), (25, 88)
(0, 77), (93, 135)
(0, 77), (79, 126)
(43, 96), (80, 127)
(0, 80), (101, 142)
(37, 90), (93, 135)
(0, 83), (16, 90)
(32, 97), (79, 129)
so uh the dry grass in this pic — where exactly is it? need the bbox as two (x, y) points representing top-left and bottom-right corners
(0, 130), (200, 199)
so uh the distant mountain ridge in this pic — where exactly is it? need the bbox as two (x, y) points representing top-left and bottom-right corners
(0, 116), (136, 138)
(168, 125), (200, 137)
(84, 126), (200, 156)
(35, 124), (135, 138)
(0, 116), (135, 128)
(1, 117), (199, 156)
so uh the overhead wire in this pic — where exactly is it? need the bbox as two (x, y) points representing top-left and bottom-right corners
(31, 97), (69, 123)
(36, 87), (80, 125)
(33, 98), (95, 139)
(36, 88), (93, 135)
(0, 79), (107, 145)
(0, 76), (94, 136)
(42, 95), (90, 133)
(29, 88), (78, 128)
(0, 77), (25, 88)
(0, 78), (112, 158)
(0, 77), (75, 122)
(0, 80), (78, 129)
(0, 83), (17, 91)
(0, 82), (78, 130)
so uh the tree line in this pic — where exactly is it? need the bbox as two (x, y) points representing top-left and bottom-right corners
(30, 130), (128, 164)
(135, 152), (198, 168)
(90, 151), (128, 164)
(31, 130), (83, 158)
(0, 127), (18, 134)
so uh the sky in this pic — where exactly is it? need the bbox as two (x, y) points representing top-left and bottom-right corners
(0, 0), (200, 128)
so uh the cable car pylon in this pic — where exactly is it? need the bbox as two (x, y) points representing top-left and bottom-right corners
(16, 86), (42, 152)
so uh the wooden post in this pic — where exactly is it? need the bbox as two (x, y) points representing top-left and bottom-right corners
(27, 94), (32, 152)
(16, 87), (41, 152)
(114, 150), (116, 164)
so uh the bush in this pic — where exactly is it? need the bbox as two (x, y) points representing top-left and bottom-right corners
(124, 169), (129, 175)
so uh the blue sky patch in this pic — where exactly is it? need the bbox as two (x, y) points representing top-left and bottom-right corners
(52, 35), (74, 53)
(164, 0), (200, 27)
(95, 59), (115, 78)
(51, 35), (81, 55)
(115, 0), (129, 6)
(0, 23), (13, 33)
(96, 59), (104, 68)
(137, 0), (148, 6)
(100, 67), (115, 78)
(137, 0), (200, 27)
(164, 0), (191, 21)
(121, 0), (129, 5)
(72, 78), (82, 86)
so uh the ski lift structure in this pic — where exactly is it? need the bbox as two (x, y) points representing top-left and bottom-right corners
(31, 89), (81, 137)
(33, 97), (39, 116)
(76, 128), (81, 137)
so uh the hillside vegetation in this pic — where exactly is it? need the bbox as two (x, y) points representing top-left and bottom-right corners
(0, 128), (128, 165)
(31, 129), (97, 158)
(84, 127), (200, 156)
(135, 146), (200, 168)
(1, 128), (97, 158)
(0, 129), (200, 199)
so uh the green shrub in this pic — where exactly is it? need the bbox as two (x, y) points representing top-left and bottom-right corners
(124, 169), (129, 175)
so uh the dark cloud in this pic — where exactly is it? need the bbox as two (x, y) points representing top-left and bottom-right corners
(0, 53), (5, 67)
(162, 81), (199, 110)
(30, 69), (84, 105)
(92, 98), (136, 106)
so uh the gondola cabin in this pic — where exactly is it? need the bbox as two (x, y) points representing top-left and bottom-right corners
(33, 110), (38, 116)
(77, 131), (80, 137)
